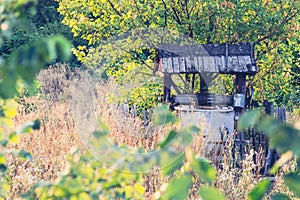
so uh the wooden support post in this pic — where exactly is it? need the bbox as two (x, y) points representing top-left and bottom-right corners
(200, 73), (208, 93)
(163, 74), (172, 103)
(235, 73), (247, 160)
(264, 102), (274, 175)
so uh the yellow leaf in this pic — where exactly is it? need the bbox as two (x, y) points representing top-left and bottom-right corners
(9, 134), (21, 144)
(78, 192), (91, 200)
(3, 100), (18, 118)
(0, 154), (5, 164)
(125, 185), (133, 199)
(133, 182), (145, 195)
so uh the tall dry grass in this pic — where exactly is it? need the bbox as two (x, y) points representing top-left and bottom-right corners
(5, 63), (297, 199)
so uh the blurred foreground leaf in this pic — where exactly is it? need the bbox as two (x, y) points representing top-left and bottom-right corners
(198, 186), (226, 200)
(153, 105), (179, 126)
(239, 111), (300, 155)
(165, 173), (192, 200)
(191, 157), (217, 184)
(159, 130), (177, 149)
(162, 153), (185, 176)
(0, 35), (71, 99)
(270, 193), (291, 200)
(248, 179), (273, 200)
(18, 149), (33, 161)
(284, 172), (300, 197)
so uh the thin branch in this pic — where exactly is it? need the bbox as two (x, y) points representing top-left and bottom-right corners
(107, 0), (123, 17)
(136, 71), (156, 77)
(255, 10), (299, 44)
(170, 0), (182, 25)
(184, 0), (193, 38)
(161, 0), (168, 27)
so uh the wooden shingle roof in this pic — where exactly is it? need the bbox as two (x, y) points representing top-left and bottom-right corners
(158, 43), (257, 75)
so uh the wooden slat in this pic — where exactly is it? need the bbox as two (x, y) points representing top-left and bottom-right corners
(162, 58), (168, 72)
(215, 56), (221, 72)
(197, 56), (204, 72)
(179, 57), (186, 72)
(191, 56), (198, 72)
(244, 56), (251, 68)
(186, 56), (192, 72)
(167, 57), (173, 73)
(203, 56), (212, 72)
(173, 57), (180, 73)
(238, 56), (247, 72)
(227, 56), (236, 72)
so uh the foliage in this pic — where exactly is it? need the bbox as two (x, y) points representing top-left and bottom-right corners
(22, 151), (145, 199)
(0, 0), (84, 67)
(57, 0), (300, 108)
(239, 110), (300, 199)
(0, 0), (71, 198)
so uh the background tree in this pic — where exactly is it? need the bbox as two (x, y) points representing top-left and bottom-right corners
(0, 0), (84, 67)
(56, 0), (299, 109)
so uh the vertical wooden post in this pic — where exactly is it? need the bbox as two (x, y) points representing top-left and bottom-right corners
(264, 107), (286, 175)
(163, 74), (172, 103)
(200, 73), (208, 93)
(235, 74), (247, 160)
(264, 101), (274, 175)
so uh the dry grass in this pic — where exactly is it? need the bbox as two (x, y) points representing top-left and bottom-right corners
(4, 63), (298, 199)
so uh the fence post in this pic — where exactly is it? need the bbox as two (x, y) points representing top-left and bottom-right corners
(264, 104), (286, 175)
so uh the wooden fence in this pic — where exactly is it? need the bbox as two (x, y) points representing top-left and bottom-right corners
(118, 103), (286, 174)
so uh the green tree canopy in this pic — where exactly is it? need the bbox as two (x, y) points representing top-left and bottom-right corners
(56, 0), (299, 108)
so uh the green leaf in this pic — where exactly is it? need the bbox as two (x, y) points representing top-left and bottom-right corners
(0, 75), (18, 99)
(32, 119), (40, 130)
(153, 105), (178, 126)
(284, 172), (300, 197)
(198, 186), (226, 200)
(270, 193), (291, 200)
(162, 153), (185, 176)
(268, 126), (300, 156)
(133, 182), (145, 195)
(238, 110), (261, 130)
(0, 164), (8, 173)
(0, 139), (8, 147)
(9, 133), (21, 144)
(191, 157), (217, 184)
(18, 149), (33, 161)
(165, 173), (192, 200)
(248, 179), (273, 200)
(188, 125), (200, 133)
(0, 154), (4, 164)
(159, 130), (177, 149)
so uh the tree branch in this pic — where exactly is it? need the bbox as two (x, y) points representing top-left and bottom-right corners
(170, 0), (182, 25)
(107, 0), (123, 17)
(255, 10), (299, 44)
(161, 0), (168, 27)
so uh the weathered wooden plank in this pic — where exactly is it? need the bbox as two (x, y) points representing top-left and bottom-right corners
(167, 57), (173, 73)
(191, 56), (198, 72)
(173, 57), (180, 73)
(203, 56), (210, 72)
(179, 57), (186, 72)
(220, 56), (226, 72)
(162, 58), (168, 72)
(215, 56), (222, 72)
(202, 56), (217, 72)
(197, 56), (204, 72)
(228, 56), (238, 72)
(237, 56), (247, 72)
(244, 56), (251, 69)
(186, 56), (192, 72)
(132, 105), (137, 118)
